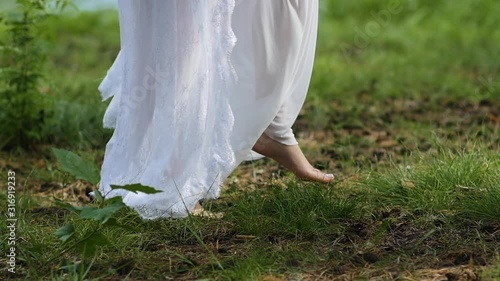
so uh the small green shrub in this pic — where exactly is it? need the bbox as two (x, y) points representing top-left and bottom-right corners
(52, 148), (161, 258)
(0, 0), (72, 149)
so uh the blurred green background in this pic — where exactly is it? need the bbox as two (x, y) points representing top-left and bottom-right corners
(0, 0), (498, 151)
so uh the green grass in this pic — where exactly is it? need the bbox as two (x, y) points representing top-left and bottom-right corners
(364, 141), (500, 215)
(224, 182), (358, 238)
(314, 0), (500, 101)
(1, 0), (500, 279)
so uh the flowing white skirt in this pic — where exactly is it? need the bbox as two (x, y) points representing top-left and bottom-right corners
(98, 0), (318, 219)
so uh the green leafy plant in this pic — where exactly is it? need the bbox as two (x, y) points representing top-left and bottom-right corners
(51, 148), (162, 257)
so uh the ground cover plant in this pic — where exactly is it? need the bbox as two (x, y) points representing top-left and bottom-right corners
(0, 0), (499, 280)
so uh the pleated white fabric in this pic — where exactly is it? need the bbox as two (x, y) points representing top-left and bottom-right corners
(98, 0), (318, 219)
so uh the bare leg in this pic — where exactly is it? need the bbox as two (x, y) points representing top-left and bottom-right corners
(252, 133), (334, 183)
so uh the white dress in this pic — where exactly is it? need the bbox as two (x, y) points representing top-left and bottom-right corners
(98, 0), (319, 219)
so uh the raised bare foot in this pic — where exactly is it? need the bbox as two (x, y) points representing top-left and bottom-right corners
(252, 133), (334, 183)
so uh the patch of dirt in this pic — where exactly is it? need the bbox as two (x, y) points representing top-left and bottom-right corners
(299, 265), (483, 281)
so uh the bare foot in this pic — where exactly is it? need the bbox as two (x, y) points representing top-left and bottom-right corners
(192, 202), (224, 218)
(252, 133), (334, 183)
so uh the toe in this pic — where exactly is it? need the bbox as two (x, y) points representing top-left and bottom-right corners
(323, 173), (335, 182)
(303, 169), (335, 183)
